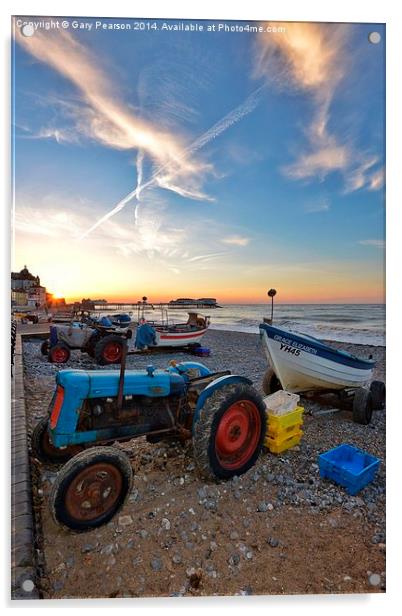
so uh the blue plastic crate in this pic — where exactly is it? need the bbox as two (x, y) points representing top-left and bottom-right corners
(192, 347), (211, 357)
(318, 444), (380, 496)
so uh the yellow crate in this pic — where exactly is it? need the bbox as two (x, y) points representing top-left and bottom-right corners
(267, 421), (303, 440)
(267, 406), (304, 433)
(265, 430), (303, 454)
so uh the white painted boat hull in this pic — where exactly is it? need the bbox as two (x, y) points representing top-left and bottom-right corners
(152, 327), (208, 348)
(260, 328), (374, 393)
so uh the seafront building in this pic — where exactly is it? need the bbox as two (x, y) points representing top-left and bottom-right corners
(11, 266), (46, 308)
(11, 265), (65, 310)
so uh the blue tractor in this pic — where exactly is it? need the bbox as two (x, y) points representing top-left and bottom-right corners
(31, 349), (266, 532)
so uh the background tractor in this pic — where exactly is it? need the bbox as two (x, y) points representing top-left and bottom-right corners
(31, 347), (266, 532)
(40, 320), (132, 365)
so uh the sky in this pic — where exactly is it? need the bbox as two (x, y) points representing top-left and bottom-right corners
(12, 18), (385, 303)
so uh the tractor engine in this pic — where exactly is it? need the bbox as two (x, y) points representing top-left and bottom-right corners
(77, 394), (185, 433)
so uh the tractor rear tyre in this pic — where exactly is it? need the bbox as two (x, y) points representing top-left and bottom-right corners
(370, 380), (386, 410)
(85, 334), (100, 358)
(95, 335), (125, 365)
(262, 367), (281, 395)
(193, 383), (266, 481)
(352, 387), (373, 425)
(31, 417), (84, 465)
(40, 340), (49, 356)
(48, 343), (71, 364)
(51, 447), (133, 532)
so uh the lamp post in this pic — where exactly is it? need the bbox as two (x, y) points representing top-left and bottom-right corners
(267, 288), (277, 324)
(138, 296), (148, 321)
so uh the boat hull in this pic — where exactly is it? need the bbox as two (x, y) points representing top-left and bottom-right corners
(152, 327), (208, 348)
(259, 324), (375, 393)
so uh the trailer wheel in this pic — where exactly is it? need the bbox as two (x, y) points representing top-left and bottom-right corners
(193, 383), (266, 481)
(95, 335), (125, 365)
(31, 417), (84, 465)
(51, 447), (133, 532)
(48, 343), (70, 364)
(262, 367), (281, 395)
(352, 388), (373, 425)
(40, 340), (49, 356)
(370, 380), (386, 410)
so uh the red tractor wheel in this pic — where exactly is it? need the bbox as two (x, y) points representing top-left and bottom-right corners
(193, 383), (266, 480)
(94, 335), (125, 365)
(50, 447), (133, 531)
(48, 343), (71, 364)
(214, 400), (262, 470)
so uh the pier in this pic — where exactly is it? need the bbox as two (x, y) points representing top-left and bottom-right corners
(92, 301), (222, 311)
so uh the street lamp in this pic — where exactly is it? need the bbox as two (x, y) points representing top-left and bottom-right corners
(267, 288), (277, 324)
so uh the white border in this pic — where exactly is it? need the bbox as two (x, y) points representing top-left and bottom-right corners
(2, 1), (401, 614)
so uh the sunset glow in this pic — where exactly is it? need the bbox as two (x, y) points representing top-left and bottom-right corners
(12, 19), (385, 305)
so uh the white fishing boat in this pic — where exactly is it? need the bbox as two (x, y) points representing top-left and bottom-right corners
(259, 322), (375, 393)
(135, 312), (210, 349)
(153, 312), (210, 347)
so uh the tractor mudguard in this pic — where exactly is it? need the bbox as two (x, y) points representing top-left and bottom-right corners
(192, 375), (253, 431)
(169, 362), (211, 379)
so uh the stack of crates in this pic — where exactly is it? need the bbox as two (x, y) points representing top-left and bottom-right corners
(264, 390), (304, 454)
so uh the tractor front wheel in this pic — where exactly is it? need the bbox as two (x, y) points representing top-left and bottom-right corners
(40, 340), (49, 356)
(31, 417), (84, 465)
(48, 343), (70, 364)
(193, 383), (266, 481)
(51, 447), (133, 532)
(95, 335), (125, 365)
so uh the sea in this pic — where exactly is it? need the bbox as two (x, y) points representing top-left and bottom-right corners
(100, 304), (385, 347)
(208, 304), (385, 347)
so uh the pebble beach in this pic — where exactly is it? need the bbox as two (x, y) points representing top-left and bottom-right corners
(22, 328), (386, 598)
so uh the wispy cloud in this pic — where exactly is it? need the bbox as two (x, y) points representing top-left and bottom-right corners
(359, 239), (385, 248)
(284, 144), (349, 181)
(15, 25), (266, 242)
(255, 22), (346, 95)
(304, 199), (330, 214)
(221, 235), (250, 246)
(368, 167), (385, 191)
(14, 26), (209, 200)
(255, 23), (383, 193)
(23, 124), (81, 145)
(14, 196), (229, 276)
